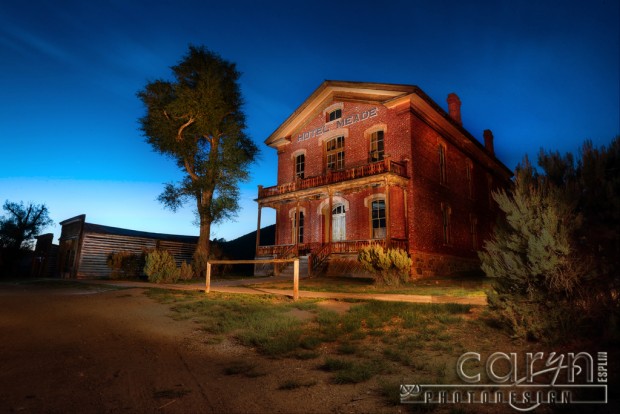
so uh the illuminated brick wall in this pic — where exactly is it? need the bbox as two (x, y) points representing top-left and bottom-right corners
(265, 86), (510, 277)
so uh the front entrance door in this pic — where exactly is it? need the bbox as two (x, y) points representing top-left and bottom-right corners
(332, 205), (346, 241)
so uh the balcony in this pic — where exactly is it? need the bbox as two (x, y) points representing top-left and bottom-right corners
(258, 158), (408, 199)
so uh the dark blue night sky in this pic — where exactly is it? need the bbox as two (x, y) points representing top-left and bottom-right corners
(1, 0), (618, 241)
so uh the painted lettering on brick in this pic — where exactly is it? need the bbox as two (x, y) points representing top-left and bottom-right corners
(297, 107), (378, 142)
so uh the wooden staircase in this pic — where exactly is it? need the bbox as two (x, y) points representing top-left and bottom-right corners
(277, 255), (309, 278)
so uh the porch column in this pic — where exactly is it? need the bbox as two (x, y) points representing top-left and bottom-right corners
(403, 189), (409, 246)
(295, 199), (300, 254)
(328, 190), (333, 247)
(255, 203), (262, 255)
(385, 178), (391, 248)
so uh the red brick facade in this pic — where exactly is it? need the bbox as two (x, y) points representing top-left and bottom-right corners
(256, 81), (511, 277)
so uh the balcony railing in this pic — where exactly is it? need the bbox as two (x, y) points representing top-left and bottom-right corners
(258, 159), (408, 199)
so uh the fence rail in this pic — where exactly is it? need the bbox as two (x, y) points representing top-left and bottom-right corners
(206, 258), (300, 300)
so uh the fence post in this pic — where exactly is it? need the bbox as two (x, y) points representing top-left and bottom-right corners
(206, 262), (211, 294)
(293, 258), (299, 301)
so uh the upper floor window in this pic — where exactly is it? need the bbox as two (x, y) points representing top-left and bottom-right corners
(328, 108), (342, 122)
(295, 153), (305, 179)
(326, 135), (345, 171)
(438, 144), (447, 185)
(371, 199), (386, 239)
(370, 130), (385, 162)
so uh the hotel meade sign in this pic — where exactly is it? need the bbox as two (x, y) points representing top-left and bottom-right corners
(297, 107), (378, 142)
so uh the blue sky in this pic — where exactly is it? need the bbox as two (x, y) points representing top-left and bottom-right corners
(0, 0), (618, 243)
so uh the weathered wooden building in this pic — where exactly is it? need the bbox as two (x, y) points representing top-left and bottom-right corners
(255, 81), (512, 277)
(58, 215), (198, 279)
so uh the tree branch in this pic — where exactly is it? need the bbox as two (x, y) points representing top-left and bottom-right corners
(177, 116), (195, 142)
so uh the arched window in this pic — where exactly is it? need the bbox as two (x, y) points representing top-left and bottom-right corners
(328, 108), (342, 122)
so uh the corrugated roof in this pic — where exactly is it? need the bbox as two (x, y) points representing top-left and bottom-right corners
(83, 222), (198, 244)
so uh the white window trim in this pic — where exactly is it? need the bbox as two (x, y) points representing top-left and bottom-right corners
(317, 196), (349, 215)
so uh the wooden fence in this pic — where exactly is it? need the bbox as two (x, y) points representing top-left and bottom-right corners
(206, 258), (300, 300)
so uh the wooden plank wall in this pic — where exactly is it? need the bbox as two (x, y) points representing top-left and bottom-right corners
(77, 233), (196, 279)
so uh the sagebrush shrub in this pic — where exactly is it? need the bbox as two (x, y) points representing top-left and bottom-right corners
(144, 249), (179, 284)
(358, 245), (412, 286)
(178, 261), (194, 281)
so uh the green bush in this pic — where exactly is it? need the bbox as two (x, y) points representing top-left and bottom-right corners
(106, 251), (144, 279)
(144, 249), (179, 284)
(479, 139), (620, 342)
(178, 261), (194, 281)
(358, 245), (412, 286)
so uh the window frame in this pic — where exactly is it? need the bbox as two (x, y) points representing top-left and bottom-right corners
(295, 153), (305, 179)
(371, 199), (387, 239)
(441, 203), (452, 245)
(438, 143), (447, 185)
(325, 135), (345, 171)
(369, 130), (385, 163)
(328, 108), (342, 122)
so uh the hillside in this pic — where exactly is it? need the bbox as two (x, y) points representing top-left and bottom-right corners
(219, 224), (275, 260)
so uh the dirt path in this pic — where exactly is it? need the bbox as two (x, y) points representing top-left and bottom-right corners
(0, 284), (397, 413)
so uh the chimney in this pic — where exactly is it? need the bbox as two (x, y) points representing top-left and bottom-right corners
(447, 93), (462, 125)
(483, 129), (494, 155)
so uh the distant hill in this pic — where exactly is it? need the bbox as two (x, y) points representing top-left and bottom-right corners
(219, 224), (275, 260)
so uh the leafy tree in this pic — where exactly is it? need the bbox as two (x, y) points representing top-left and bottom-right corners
(0, 200), (53, 250)
(480, 137), (620, 342)
(137, 45), (258, 273)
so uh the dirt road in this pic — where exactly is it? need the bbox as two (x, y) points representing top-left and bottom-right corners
(0, 283), (393, 414)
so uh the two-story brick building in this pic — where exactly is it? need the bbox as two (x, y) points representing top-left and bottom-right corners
(255, 81), (511, 278)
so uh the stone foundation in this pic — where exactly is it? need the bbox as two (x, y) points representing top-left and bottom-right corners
(320, 251), (481, 279)
(410, 250), (480, 278)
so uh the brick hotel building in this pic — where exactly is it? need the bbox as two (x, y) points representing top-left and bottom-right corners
(255, 81), (512, 277)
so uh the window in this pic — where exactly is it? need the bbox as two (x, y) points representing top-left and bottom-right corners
(295, 153), (305, 179)
(292, 211), (304, 244)
(466, 161), (473, 199)
(438, 144), (447, 185)
(328, 108), (342, 122)
(441, 203), (452, 245)
(371, 199), (386, 239)
(326, 135), (345, 171)
(370, 130), (385, 162)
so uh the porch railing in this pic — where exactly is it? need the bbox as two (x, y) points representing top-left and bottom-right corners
(258, 159), (408, 199)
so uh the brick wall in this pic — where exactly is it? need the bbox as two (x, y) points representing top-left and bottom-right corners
(269, 95), (508, 277)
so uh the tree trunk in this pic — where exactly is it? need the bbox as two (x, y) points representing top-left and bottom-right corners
(194, 191), (212, 277)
